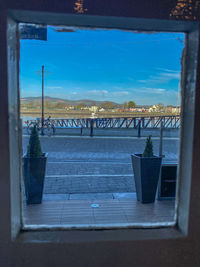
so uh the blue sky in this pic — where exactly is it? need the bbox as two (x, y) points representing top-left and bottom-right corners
(20, 26), (184, 105)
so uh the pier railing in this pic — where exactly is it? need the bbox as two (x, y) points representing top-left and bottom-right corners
(30, 115), (180, 129)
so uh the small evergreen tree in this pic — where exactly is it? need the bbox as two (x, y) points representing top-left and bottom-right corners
(27, 126), (43, 157)
(142, 135), (154, 157)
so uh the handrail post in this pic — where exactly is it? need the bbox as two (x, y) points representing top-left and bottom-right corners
(159, 121), (164, 157)
(90, 119), (94, 137)
(138, 120), (141, 138)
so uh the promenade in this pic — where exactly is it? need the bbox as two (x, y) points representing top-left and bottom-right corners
(22, 135), (178, 226)
(22, 135), (179, 196)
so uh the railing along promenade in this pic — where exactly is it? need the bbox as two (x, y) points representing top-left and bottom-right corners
(24, 115), (180, 137)
(50, 115), (180, 129)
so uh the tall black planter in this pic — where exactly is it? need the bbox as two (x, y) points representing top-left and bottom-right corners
(23, 153), (47, 204)
(131, 154), (162, 203)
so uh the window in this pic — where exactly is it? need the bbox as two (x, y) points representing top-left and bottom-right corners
(6, 11), (200, 241)
(20, 24), (184, 229)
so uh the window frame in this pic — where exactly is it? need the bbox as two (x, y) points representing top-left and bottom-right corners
(6, 9), (200, 242)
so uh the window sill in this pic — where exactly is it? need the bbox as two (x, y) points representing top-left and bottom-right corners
(15, 226), (185, 244)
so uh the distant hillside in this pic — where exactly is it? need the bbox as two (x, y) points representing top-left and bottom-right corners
(21, 96), (66, 103)
(21, 96), (121, 107)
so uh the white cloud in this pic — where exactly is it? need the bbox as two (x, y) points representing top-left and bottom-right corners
(86, 90), (129, 98)
(89, 90), (108, 95)
(157, 68), (180, 73)
(139, 87), (166, 94)
(161, 72), (180, 79)
(126, 87), (166, 94)
(87, 90), (109, 98)
(138, 69), (180, 85)
(112, 91), (129, 96)
(46, 86), (63, 90)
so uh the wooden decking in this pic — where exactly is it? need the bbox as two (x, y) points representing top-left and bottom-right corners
(23, 195), (175, 228)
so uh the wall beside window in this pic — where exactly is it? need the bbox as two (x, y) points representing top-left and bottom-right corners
(2, 0), (200, 21)
(1, 1), (200, 266)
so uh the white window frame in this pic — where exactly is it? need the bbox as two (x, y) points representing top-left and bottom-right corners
(5, 9), (200, 242)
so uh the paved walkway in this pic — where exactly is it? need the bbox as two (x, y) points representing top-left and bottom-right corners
(44, 175), (135, 194)
(23, 136), (179, 194)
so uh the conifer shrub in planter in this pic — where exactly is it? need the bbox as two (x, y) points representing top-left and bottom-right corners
(23, 126), (47, 204)
(131, 135), (162, 203)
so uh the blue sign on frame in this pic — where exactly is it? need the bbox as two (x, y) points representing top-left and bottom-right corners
(19, 24), (47, 41)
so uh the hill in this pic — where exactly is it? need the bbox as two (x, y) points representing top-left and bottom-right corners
(21, 96), (121, 107)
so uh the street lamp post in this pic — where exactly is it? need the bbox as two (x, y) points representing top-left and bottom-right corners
(41, 65), (44, 135)
(36, 65), (50, 135)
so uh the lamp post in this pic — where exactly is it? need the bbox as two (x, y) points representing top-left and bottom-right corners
(41, 65), (44, 135)
(36, 65), (50, 135)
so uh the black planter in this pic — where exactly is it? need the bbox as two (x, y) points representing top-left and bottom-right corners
(131, 154), (162, 203)
(23, 153), (47, 204)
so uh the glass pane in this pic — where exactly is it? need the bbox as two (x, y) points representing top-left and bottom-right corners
(20, 24), (184, 228)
